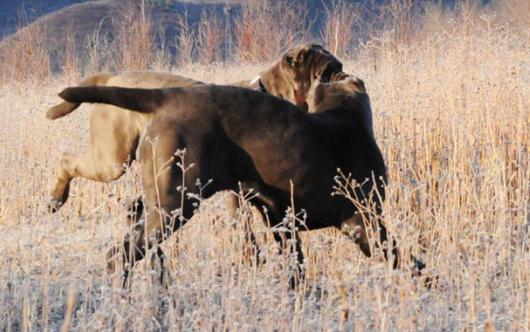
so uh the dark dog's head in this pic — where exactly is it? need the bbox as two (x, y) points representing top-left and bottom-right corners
(307, 72), (374, 139)
(307, 72), (366, 112)
(259, 44), (343, 110)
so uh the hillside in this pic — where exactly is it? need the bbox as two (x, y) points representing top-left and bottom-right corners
(0, 0), (246, 40)
(0, 0), (232, 52)
(0, 0), (479, 78)
(1, 0), (465, 43)
(0, 0), (90, 38)
(0, 0), (344, 51)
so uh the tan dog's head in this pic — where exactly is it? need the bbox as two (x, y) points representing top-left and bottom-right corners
(258, 44), (343, 110)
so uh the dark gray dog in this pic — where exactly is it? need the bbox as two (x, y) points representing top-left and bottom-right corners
(57, 76), (424, 286)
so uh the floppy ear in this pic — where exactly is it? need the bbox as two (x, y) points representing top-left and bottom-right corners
(346, 77), (366, 93)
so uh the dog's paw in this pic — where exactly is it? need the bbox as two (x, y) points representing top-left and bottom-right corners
(47, 199), (63, 213)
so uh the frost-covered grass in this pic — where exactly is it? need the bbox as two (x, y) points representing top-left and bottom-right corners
(0, 3), (529, 330)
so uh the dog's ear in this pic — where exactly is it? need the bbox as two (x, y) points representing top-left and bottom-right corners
(337, 76), (366, 94)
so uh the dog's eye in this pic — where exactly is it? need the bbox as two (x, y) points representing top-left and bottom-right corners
(284, 55), (295, 67)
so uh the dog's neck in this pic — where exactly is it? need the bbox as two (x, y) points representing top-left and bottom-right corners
(249, 76), (268, 93)
(315, 93), (374, 138)
(259, 61), (291, 100)
(316, 94), (367, 117)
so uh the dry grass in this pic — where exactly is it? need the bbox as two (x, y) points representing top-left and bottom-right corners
(0, 1), (529, 331)
(321, 0), (360, 59)
(0, 24), (50, 82)
(196, 9), (226, 64)
(113, 1), (153, 72)
(233, 0), (309, 63)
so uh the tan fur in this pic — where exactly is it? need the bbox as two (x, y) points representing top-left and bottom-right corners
(47, 72), (204, 211)
(47, 44), (343, 211)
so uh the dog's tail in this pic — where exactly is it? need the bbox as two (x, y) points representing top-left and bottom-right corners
(58, 86), (165, 114)
(46, 73), (113, 120)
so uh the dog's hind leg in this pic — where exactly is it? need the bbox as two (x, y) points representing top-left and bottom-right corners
(48, 150), (128, 212)
(108, 184), (198, 286)
(107, 211), (171, 288)
(48, 106), (140, 213)
(121, 196), (166, 285)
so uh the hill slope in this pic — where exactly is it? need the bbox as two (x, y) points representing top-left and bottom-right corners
(1, 0), (232, 51)
(0, 0), (91, 38)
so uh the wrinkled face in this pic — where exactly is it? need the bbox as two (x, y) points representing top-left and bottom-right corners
(307, 73), (366, 112)
(279, 44), (343, 109)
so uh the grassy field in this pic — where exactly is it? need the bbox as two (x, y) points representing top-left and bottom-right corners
(0, 1), (529, 331)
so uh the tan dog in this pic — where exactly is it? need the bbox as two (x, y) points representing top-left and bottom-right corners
(47, 44), (343, 212)
(56, 75), (425, 287)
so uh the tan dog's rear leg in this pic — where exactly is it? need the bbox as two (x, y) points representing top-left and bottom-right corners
(48, 104), (140, 212)
(48, 151), (127, 212)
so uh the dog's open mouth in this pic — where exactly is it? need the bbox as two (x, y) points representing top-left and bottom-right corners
(320, 62), (343, 83)
(320, 66), (334, 83)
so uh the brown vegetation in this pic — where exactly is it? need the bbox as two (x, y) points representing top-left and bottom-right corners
(197, 9), (225, 64)
(113, 2), (153, 71)
(0, 17), (50, 82)
(233, 0), (309, 62)
(321, 0), (360, 58)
